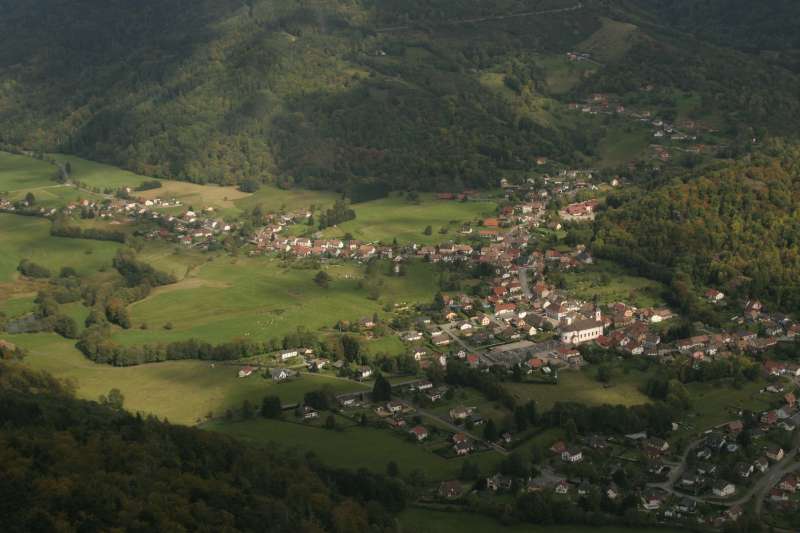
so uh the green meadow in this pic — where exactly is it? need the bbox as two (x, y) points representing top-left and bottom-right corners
(47, 153), (151, 190)
(596, 123), (652, 168)
(11, 331), (367, 425)
(0, 294), (37, 318)
(0, 151), (60, 192)
(0, 213), (121, 282)
(235, 184), (339, 214)
(321, 194), (497, 244)
(505, 365), (652, 410)
(561, 260), (666, 308)
(114, 257), (440, 346)
(206, 417), (502, 482)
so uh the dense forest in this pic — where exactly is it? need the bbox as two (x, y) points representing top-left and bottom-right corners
(1, 0), (799, 192)
(0, 362), (404, 532)
(621, 1), (800, 55)
(593, 140), (800, 313)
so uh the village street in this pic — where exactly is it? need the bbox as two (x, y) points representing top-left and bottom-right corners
(646, 422), (800, 517)
(396, 398), (510, 456)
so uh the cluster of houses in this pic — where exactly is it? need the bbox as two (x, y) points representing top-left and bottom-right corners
(566, 92), (713, 165)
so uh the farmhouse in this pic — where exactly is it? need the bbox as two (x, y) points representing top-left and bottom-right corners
(279, 349), (299, 361)
(409, 426), (429, 441)
(438, 481), (464, 499)
(356, 366), (373, 380)
(238, 366), (256, 378)
(561, 447), (583, 463)
(270, 368), (296, 382)
(712, 481), (736, 498)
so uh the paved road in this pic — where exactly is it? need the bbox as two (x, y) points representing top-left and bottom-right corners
(648, 424), (800, 513)
(518, 267), (534, 300)
(376, 2), (583, 32)
(396, 399), (510, 456)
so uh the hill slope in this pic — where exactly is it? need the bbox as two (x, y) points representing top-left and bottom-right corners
(0, 361), (403, 532)
(0, 0), (799, 191)
(594, 141), (800, 314)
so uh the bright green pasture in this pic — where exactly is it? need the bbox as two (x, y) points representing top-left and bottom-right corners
(0, 294), (36, 318)
(561, 260), (666, 308)
(48, 153), (150, 190)
(398, 508), (685, 533)
(235, 184), (338, 214)
(320, 194), (497, 244)
(0, 151), (56, 191)
(207, 417), (502, 481)
(114, 257), (439, 346)
(505, 367), (652, 410)
(0, 213), (120, 282)
(12, 331), (366, 425)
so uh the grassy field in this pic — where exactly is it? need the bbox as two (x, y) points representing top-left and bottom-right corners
(397, 508), (685, 533)
(320, 194), (497, 244)
(576, 17), (639, 63)
(0, 151), (59, 192)
(138, 180), (249, 217)
(0, 213), (121, 282)
(206, 417), (502, 481)
(47, 153), (150, 190)
(0, 293), (36, 318)
(679, 378), (773, 434)
(505, 366), (652, 411)
(234, 184), (338, 214)
(114, 256), (440, 346)
(596, 123), (651, 167)
(561, 260), (666, 308)
(533, 54), (597, 95)
(11, 331), (367, 425)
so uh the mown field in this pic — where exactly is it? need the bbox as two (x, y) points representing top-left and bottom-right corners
(206, 416), (502, 482)
(235, 185), (338, 214)
(48, 153), (151, 190)
(114, 257), (440, 346)
(12, 331), (367, 425)
(505, 365), (652, 410)
(0, 213), (121, 282)
(320, 194), (497, 245)
(398, 508), (685, 533)
(0, 151), (59, 192)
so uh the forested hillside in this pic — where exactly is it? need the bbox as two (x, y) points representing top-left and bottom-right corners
(0, 0), (598, 191)
(1, 0), (799, 192)
(623, 0), (800, 53)
(0, 362), (404, 532)
(594, 140), (800, 314)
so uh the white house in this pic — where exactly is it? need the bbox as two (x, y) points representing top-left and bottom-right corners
(713, 481), (736, 498)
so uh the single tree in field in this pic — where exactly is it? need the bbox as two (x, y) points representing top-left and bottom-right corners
(261, 395), (282, 419)
(24, 192), (35, 205)
(483, 419), (498, 442)
(423, 225), (432, 235)
(372, 373), (392, 401)
(314, 270), (331, 288)
(242, 399), (254, 419)
(324, 414), (336, 430)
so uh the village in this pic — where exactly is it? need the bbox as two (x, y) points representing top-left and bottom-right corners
(213, 172), (800, 530)
(3, 152), (800, 530)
